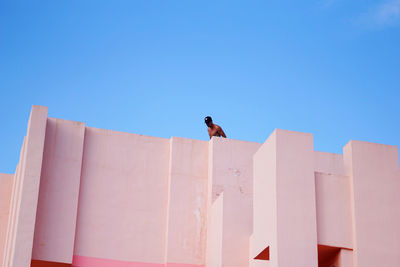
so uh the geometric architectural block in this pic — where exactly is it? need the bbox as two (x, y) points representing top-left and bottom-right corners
(208, 137), (261, 267)
(1, 106), (399, 267)
(344, 141), (400, 267)
(3, 105), (48, 267)
(206, 193), (223, 267)
(32, 118), (86, 265)
(252, 129), (318, 267)
(315, 172), (353, 249)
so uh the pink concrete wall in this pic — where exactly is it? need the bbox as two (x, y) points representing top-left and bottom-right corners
(208, 137), (261, 267)
(2, 105), (400, 267)
(315, 172), (353, 249)
(344, 141), (400, 267)
(274, 130), (317, 267)
(3, 138), (26, 267)
(32, 118), (86, 264)
(338, 249), (353, 267)
(165, 137), (208, 266)
(72, 255), (204, 267)
(205, 193), (223, 267)
(252, 130), (277, 267)
(3, 105), (48, 267)
(0, 174), (13, 267)
(73, 127), (170, 265)
(249, 259), (269, 267)
(252, 129), (318, 267)
(248, 234), (269, 267)
(314, 151), (344, 175)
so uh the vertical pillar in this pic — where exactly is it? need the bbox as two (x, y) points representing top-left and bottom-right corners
(252, 129), (318, 267)
(208, 137), (261, 267)
(252, 131), (277, 267)
(206, 193), (223, 267)
(5, 105), (48, 267)
(31, 118), (85, 266)
(3, 138), (26, 267)
(165, 137), (208, 266)
(344, 141), (400, 267)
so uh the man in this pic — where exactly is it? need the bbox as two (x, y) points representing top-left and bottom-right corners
(204, 116), (226, 139)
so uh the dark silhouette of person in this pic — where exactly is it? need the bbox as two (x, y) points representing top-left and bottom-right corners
(204, 116), (226, 139)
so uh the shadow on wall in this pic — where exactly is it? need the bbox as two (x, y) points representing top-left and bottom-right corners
(318, 245), (344, 267)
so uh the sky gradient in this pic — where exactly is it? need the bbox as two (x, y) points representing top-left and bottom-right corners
(1, 0), (399, 174)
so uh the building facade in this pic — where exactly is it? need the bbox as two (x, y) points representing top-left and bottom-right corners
(1, 105), (399, 267)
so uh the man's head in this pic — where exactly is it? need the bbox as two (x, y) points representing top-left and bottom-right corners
(204, 116), (213, 127)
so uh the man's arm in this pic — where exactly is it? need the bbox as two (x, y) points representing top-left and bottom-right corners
(218, 126), (227, 138)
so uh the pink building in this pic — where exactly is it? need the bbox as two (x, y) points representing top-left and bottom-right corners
(1, 105), (400, 267)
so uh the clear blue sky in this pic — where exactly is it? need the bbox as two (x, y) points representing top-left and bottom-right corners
(1, 0), (399, 174)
